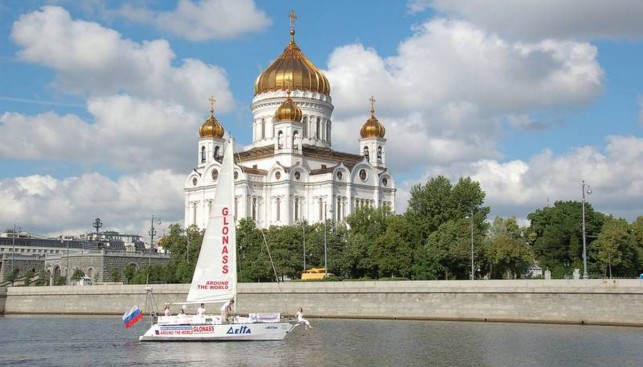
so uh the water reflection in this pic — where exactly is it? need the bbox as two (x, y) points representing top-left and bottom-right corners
(0, 316), (641, 367)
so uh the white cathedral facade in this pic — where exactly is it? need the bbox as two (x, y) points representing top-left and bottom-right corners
(184, 16), (396, 229)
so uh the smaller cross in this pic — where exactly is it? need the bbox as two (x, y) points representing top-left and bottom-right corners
(289, 10), (297, 33)
(208, 96), (216, 114)
(369, 96), (376, 114)
(289, 10), (297, 40)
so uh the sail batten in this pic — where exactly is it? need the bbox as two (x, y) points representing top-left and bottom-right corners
(186, 139), (237, 303)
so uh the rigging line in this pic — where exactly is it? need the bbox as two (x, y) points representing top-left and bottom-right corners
(260, 228), (290, 316)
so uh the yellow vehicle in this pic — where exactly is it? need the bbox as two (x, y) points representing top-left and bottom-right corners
(301, 267), (334, 280)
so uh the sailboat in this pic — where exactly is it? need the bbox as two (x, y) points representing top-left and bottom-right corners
(139, 138), (294, 341)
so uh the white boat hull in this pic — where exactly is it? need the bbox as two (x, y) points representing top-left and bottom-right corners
(139, 321), (294, 341)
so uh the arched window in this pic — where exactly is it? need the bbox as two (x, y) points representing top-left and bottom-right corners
(316, 118), (320, 139)
(293, 131), (299, 149)
(214, 146), (220, 159)
(261, 118), (266, 139)
(326, 120), (331, 143)
(278, 131), (284, 148)
(303, 117), (308, 138)
(363, 146), (369, 161)
(201, 146), (206, 163)
(377, 146), (382, 161)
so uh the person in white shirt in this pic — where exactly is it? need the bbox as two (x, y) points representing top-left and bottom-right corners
(220, 299), (234, 323)
(296, 307), (312, 329)
(197, 303), (206, 316)
(163, 304), (171, 316)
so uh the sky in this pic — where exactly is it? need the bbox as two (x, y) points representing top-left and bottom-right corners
(1, 0), (642, 238)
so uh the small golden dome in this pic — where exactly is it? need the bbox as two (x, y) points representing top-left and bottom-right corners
(254, 11), (330, 96)
(275, 89), (303, 122)
(199, 96), (225, 138)
(360, 96), (386, 138)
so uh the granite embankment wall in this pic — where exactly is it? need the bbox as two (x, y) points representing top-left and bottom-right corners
(3, 279), (643, 326)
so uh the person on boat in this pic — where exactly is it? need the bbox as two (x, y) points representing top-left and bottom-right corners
(178, 307), (186, 317)
(221, 299), (234, 323)
(197, 303), (206, 316)
(296, 307), (312, 330)
(164, 304), (171, 316)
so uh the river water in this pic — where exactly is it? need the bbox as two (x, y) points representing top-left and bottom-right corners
(0, 316), (641, 367)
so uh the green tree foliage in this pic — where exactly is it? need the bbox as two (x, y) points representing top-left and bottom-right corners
(264, 224), (306, 281)
(405, 176), (489, 249)
(406, 176), (489, 279)
(343, 206), (391, 278)
(35, 269), (49, 286)
(422, 220), (472, 279)
(528, 201), (604, 277)
(369, 215), (413, 278)
(71, 268), (85, 283)
(122, 264), (137, 284)
(237, 219), (275, 282)
(110, 268), (122, 283)
(591, 217), (640, 278)
(483, 217), (533, 279)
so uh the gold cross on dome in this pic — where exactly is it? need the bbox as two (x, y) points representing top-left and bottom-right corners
(289, 10), (297, 32)
(208, 96), (216, 114)
(285, 76), (292, 94)
(369, 96), (376, 114)
(289, 10), (297, 40)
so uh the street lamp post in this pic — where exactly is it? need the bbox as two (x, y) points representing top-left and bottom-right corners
(323, 208), (328, 278)
(302, 221), (306, 272)
(581, 180), (592, 280)
(93, 218), (102, 238)
(469, 212), (474, 280)
(147, 215), (161, 284)
(10, 224), (20, 285)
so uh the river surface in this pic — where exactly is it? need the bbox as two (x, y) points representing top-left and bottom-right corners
(0, 316), (641, 367)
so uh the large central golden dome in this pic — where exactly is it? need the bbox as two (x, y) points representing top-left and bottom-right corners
(254, 12), (330, 96)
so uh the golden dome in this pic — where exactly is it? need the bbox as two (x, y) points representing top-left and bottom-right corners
(360, 96), (386, 138)
(254, 11), (330, 96)
(275, 89), (303, 122)
(199, 96), (225, 138)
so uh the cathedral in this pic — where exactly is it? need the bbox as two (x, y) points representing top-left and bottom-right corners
(184, 12), (396, 229)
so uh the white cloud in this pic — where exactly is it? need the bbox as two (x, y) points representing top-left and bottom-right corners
(0, 170), (185, 236)
(326, 18), (602, 168)
(116, 0), (271, 41)
(394, 135), (643, 221)
(411, 0), (643, 41)
(0, 96), (201, 172)
(10, 6), (234, 112)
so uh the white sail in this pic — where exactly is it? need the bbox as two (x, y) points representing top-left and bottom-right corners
(186, 139), (237, 303)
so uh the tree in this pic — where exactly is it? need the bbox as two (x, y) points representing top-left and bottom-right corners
(591, 217), (639, 278)
(110, 268), (122, 283)
(368, 216), (413, 278)
(484, 217), (533, 279)
(405, 176), (489, 249)
(343, 207), (392, 278)
(71, 269), (85, 283)
(423, 220), (471, 280)
(528, 201), (604, 278)
(35, 269), (49, 286)
(237, 219), (274, 282)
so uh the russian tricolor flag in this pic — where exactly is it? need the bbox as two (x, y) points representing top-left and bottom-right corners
(122, 305), (143, 328)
